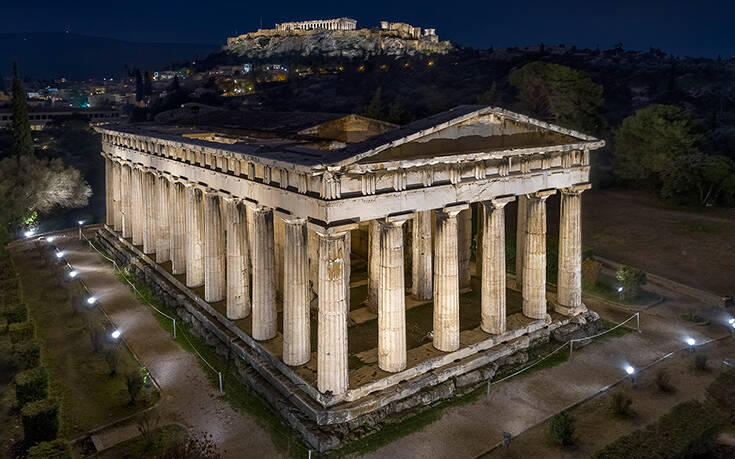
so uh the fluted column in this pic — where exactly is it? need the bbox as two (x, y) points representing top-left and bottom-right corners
(557, 184), (590, 316)
(366, 220), (380, 313)
(169, 180), (187, 274)
(225, 198), (250, 320)
(433, 206), (465, 352)
(112, 160), (122, 231)
(142, 171), (157, 254)
(317, 230), (349, 395)
(204, 190), (226, 302)
(131, 167), (144, 246)
(185, 184), (205, 288)
(378, 217), (409, 372)
(105, 158), (113, 226)
(481, 197), (514, 334)
(282, 217), (310, 366)
(515, 195), (527, 287)
(155, 175), (171, 263)
(251, 207), (276, 341)
(411, 210), (432, 301)
(522, 190), (555, 320)
(121, 165), (132, 238)
(475, 203), (483, 276)
(458, 209), (472, 290)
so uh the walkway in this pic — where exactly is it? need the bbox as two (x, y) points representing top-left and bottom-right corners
(46, 227), (283, 458)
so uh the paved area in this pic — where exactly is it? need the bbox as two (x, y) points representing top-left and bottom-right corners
(46, 227), (284, 458)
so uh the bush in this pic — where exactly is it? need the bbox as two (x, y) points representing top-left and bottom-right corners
(15, 366), (48, 406)
(21, 398), (60, 446)
(694, 354), (708, 371)
(655, 370), (674, 393)
(549, 411), (575, 447)
(14, 339), (41, 370)
(9, 320), (34, 343)
(707, 369), (735, 419)
(4, 303), (28, 324)
(0, 317), (7, 334)
(125, 371), (144, 404)
(595, 400), (727, 458)
(90, 327), (106, 353)
(27, 438), (72, 459)
(104, 344), (120, 376)
(0, 338), (16, 377)
(610, 391), (633, 416)
(615, 266), (647, 300)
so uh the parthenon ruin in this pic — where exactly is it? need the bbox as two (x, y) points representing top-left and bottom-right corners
(275, 17), (357, 31)
(96, 105), (604, 450)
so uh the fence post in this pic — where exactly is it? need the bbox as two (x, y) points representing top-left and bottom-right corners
(569, 340), (573, 358)
(636, 313), (641, 333)
(173, 319), (177, 339)
(218, 372), (224, 394)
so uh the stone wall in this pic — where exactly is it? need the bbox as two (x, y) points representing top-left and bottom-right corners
(96, 227), (601, 452)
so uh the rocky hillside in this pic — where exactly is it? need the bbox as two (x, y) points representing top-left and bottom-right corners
(225, 29), (454, 59)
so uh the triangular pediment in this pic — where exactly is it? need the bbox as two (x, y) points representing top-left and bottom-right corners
(330, 105), (601, 167)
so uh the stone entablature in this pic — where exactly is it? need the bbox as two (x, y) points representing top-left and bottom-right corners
(276, 17), (357, 31)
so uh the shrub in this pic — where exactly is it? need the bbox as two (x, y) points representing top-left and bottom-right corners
(21, 398), (60, 446)
(615, 266), (647, 300)
(125, 371), (144, 404)
(549, 411), (575, 447)
(15, 366), (48, 406)
(14, 339), (41, 370)
(158, 431), (220, 459)
(104, 344), (120, 376)
(694, 354), (708, 371)
(9, 320), (34, 343)
(4, 303), (29, 324)
(0, 338), (16, 377)
(0, 317), (7, 335)
(655, 370), (674, 393)
(27, 438), (71, 459)
(595, 400), (727, 458)
(610, 391), (633, 416)
(90, 327), (106, 353)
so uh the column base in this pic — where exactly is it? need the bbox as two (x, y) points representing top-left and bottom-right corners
(553, 301), (588, 317)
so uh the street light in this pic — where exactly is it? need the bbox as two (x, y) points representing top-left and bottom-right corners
(625, 365), (635, 375)
(86, 296), (97, 305)
(69, 270), (78, 278)
(78, 220), (85, 240)
(686, 337), (696, 352)
(111, 330), (121, 339)
(55, 251), (64, 259)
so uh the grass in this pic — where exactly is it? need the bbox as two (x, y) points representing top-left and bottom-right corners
(93, 424), (188, 458)
(584, 276), (661, 307)
(12, 245), (158, 438)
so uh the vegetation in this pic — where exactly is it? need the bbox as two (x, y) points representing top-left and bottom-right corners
(21, 398), (60, 446)
(10, 61), (33, 157)
(594, 400), (728, 458)
(654, 370), (675, 393)
(614, 266), (647, 301)
(27, 438), (72, 459)
(694, 353), (709, 372)
(94, 424), (189, 459)
(610, 391), (633, 417)
(15, 366), (48, 405)
(548, 411), (576, 447)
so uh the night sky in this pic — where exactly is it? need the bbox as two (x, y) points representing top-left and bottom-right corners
(2, 0), (733, 58)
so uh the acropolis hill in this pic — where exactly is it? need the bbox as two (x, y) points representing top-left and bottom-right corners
(225, 18), (454, 59)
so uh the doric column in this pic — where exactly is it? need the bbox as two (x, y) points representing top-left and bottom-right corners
(155, 174), (171, 263)
(204, 190), (226, 302)
(378, 217), (410, 372)
(169, 180), (187, 274)
(142, 171), (157, 254)
(121, 165), (132, 238)
(105, 158), (113, 226)
(522, 190), (555, 320)
(480, 197), (514, 334)
(282, 216), (310, 366)
(251, 207), (276, 341)
(131, 167), (144, 246)
(458, 209), (472, 290)
(515, 195), (527, 287)
(411, 210), (432, 301)
(317, 230), (350, 395)
(225, 198), (250, 320)
(433, 205), (466, 352)
(185, 184), (205, 288)
(475, 203), (483, 276)
(111, 160), (122, 231)
(557, 184), (590, 316)
(366, 220), (380, 313)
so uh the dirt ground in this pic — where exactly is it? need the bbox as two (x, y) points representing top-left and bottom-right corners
(484, 338), (735, 458)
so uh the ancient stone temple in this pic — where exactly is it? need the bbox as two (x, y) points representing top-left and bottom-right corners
(96, 105), (604, 451)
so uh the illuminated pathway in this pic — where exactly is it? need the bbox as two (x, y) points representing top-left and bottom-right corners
(48, 227), (283, 458)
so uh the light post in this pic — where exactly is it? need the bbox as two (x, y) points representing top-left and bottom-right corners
(111, 329), (121, 340)
(86, 296), (97, 305)
(68, 270), (78, 279)
(55, 251), (64, 259)
(78, 220), (85, 240)
(625, 365), (636, 385)
(686, 337), (696, 353)
(617, 286), (624, 301)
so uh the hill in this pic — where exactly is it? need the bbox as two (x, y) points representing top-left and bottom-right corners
(0, 32), (219, 79)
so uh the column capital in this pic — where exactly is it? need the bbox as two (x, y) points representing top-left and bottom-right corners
(437, 202), (470, 218)
(482, 195), (516, 210)
(308, 220), (359, 236)
(561, 183), (592, 195)
(378, 212), (413, 227)
(527, 188), (557, 201)
(276, 210), (307, 225)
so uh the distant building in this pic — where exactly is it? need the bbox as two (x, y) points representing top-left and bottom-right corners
(275, 17), (357, 31)
(0, 107), (122, 130)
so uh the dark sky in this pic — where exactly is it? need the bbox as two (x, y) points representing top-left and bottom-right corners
(2, 0), (732, 58)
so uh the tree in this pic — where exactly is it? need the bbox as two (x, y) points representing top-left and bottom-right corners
(11, 62), (34, 157)
(508, 61), (604, 134)
(476, 82), (499, 105)
(615, 266), (646, 300)
(661, 153), (735, 206)
(613, 105), (700, 187)
(143, 71), (153, 96)
(549, 411), (575, 447)
(169, 75), (181, 92)
(135, 69), (144, 102)
(362, 87), (385, 120)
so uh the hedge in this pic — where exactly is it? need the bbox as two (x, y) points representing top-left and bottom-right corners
(9, 320), (34, 343)
(0, 317), (7, 335)
(594, 400), (727, 458)
(21, 398), (60, 446)
(707, 369), (735, 418)
(27, 439), (72, 459)
(0, 338), (14, 374)
(15, 366), (48, 406)
(3, 303), (28, 324)
(13, 339), (41, 370)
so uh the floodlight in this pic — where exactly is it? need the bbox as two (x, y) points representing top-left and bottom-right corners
(69, 270), (78, 278)
(86, 296), (97, 305)
(47, 236), (55, 242)
(55, 251), (64, 258)
(686, 337), (695, 346)
(625, 365), (635, 375)
(24, 230), (35, 238)
(111, 330), (121, 339)
(617, 286), (623, 293)
(78, 220), (84, 225)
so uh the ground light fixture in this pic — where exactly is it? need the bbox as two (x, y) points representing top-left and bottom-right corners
(78, 220), (85, 225)
(617, 286), (624, 293)
(55, 251), (64, 259)
(111, 330), (121, 339)
(86, 296), (97, 305)
(686, 337), (696, 352)
(24, 230), (35, 238)
(68, 270), (78, 278)
(729, 318), (735, 325)
(47, 236), (55, 243)
(625, 365), (635, 375)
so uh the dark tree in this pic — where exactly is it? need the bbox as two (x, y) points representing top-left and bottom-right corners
(134, 69), (144, 102)
(143, 71), (153, 96)
(10, 62), (34, 157)
(169, 75), (181, 92)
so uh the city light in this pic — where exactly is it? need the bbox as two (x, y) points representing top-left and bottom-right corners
(86, 296), (97, 305)
(625, 365), (635, 375)
(56, 251), (64, 258)
(111, 330), (121, 339)
(69, 270), (78, 278)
